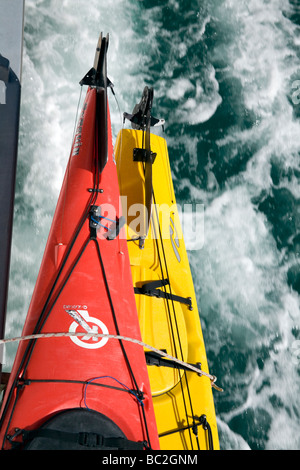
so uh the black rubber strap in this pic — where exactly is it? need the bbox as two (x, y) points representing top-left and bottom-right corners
(19, 428), (145, 450)
(145, 351), (201, 374)
(134, 279), (192, 308)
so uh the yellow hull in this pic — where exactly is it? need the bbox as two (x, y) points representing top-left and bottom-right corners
(115, 128), (219, 450)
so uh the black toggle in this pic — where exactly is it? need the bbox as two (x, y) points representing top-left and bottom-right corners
(107, 216), (125, 240)
(89, 205), (125, 240)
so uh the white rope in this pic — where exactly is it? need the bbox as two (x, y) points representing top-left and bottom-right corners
(0, 331), (223, 391)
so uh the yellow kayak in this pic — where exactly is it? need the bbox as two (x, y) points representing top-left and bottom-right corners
(115, 88), (220, 450)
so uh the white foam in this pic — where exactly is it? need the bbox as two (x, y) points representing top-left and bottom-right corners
(166, 78), (194, 101)
(176, 67), (222, 124)
(190, 185), (284, 345)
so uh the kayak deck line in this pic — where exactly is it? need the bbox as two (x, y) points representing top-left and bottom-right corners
(0, 331), (223, 392)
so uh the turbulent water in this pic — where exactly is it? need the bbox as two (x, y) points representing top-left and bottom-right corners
(5, 0), (300, 450)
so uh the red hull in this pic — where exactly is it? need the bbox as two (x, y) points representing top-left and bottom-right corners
(0, 86), (159, 450)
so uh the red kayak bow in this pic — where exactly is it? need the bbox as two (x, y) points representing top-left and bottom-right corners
(0, 34), (159, 451)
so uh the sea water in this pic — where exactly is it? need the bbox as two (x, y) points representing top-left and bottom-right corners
(5, 0), (300, 450)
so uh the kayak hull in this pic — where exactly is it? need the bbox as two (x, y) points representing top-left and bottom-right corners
(115, 128), (219, 450)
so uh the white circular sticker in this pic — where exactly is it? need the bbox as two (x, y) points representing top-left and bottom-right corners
(68, 309), (109, 349)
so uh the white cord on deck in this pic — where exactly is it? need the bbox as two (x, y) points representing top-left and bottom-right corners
(0, 331), (223, 391)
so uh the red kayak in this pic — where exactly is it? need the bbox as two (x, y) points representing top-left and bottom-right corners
(0, 34), (159, 450)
